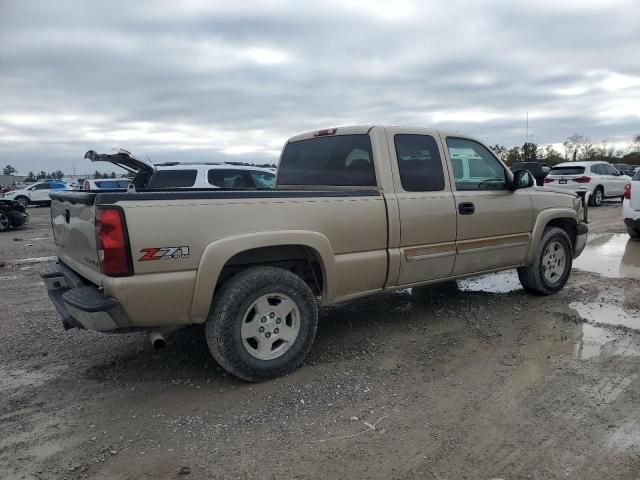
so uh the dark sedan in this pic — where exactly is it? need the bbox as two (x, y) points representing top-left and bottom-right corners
(614, 163), (635, 177)
(510, 162), (552, 186)
(0, 199), (29, 232)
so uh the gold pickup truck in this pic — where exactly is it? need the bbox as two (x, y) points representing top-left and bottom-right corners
(41, 126), (588, 381)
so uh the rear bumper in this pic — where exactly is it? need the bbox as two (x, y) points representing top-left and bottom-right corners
(10, 211), (29, 227)
(573, 223), (588, 259)
(39, 262), (130, 331)
(623, 199), (640, 223)
(624, 218), (640, 231)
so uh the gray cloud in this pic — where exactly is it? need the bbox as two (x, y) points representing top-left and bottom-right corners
(1, 0), (639, 174)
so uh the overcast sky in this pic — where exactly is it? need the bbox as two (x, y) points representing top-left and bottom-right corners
(1, 0), (639, 175)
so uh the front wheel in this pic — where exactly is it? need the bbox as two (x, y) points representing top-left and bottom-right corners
(14, 196), (29, 208)
(627, 226), (640, 239)
(0, 212), (11, 232)
(205, 267), (318, 381)
(518, 227), (573, 295)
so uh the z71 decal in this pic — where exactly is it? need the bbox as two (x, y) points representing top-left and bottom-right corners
(139, 246), (190, 261)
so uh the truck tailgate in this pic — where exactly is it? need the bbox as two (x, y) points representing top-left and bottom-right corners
(51, 193), (104, 284)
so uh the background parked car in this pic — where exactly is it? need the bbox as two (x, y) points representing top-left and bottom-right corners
(623, 169), (640, 238)
(544, 161), (630, 206)
(510, 162), (551, 186)
(0, 199), (29, 232)
(1, 180), (67, 207)
(83, 179), (132, 190)
(614, 163), (636, 177)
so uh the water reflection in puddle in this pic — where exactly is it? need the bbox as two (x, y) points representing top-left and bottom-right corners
(573, 233), (640, 279)
(457, 271), (522, 293)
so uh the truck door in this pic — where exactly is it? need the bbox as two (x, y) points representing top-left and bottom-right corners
(386, 128), (458, 285)
(442, 136), (533, 275)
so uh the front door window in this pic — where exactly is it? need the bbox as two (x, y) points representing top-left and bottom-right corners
(446, 138), (507, 191)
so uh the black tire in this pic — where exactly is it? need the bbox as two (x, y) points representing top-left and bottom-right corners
(518, 227), (573, 295)
(627, 226), (640, 239)
(0, 212), (11, 232)
(15, 196), (29, 208)
(205, 267), (318, 382)
(589, 187), (603, 207)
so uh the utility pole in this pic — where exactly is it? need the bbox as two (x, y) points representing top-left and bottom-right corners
(526, 110), (529, 144)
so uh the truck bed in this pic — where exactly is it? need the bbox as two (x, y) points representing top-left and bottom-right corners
(49, 187), (389, 326)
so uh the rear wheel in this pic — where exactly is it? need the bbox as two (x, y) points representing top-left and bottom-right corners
(589, 187), (603, 207)
(15, 196), (29, 208)
(518, 227), (573, 295)
(627, 226), (640, 239)
(205, 267), (318, 381)
(0, 212), (10, 232)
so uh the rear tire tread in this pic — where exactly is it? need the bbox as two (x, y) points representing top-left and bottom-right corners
(205, 266), (318, 382)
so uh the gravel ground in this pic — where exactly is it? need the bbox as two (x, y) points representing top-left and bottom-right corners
(1, 202), (639, 480)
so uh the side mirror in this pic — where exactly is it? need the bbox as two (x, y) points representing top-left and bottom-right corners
(511, 169), (535, 189)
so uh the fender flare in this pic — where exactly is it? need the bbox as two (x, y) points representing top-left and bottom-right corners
(189, 230), (335, 323)
(526, 208), (579, 264)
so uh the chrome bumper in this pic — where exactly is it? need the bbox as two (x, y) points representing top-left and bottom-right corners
(39, 262), (130, 331)
(573, 223), (588, 259)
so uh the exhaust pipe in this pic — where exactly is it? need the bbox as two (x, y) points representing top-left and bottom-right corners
(149, 330), (166, 349)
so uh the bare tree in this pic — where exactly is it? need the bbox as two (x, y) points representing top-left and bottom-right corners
(563, 133), (588, 162)
(491, 145), (508, 162)
(562, 140), (573, 160)
(580, 138), (595, 160)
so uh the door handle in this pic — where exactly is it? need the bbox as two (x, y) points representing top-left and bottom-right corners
(458, 202), (475, 215)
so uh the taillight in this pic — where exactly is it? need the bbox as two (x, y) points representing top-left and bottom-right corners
(95, 206), (132, 276)
(624, 183), (631, 200)
(544, 178), (554, 183)
(573, 176), (592, 183)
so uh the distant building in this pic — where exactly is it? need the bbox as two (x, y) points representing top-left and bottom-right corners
(0, 174), (27, 186)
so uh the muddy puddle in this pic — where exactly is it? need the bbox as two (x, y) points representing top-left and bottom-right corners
(569, 301), (640, 332)
(574, 323), (640, 359)
(573, 233), (640, 279)
(457, 270), (522, 293)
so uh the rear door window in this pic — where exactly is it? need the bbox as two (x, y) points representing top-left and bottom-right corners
(549, 166), (585, 175)
(248, 171), (275, 189)
(148, 170), (197, 188)
(278, 134), (376, 187)
(208, 170), (255, 188)
(394, 134), (445, 191)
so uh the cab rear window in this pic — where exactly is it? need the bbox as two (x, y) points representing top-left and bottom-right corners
(148, 170), (197, 188)
(278, 135), (376, 187)
(549, 166), (585, 175)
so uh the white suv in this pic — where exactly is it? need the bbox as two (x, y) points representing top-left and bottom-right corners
(544, 161), (631, 207)
(623, 170), (640, 238)
(146, 163), (276, 189)
(2, 180), (68, 207)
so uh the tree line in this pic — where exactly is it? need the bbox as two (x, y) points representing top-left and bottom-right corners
(492, 134), (640, 166)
